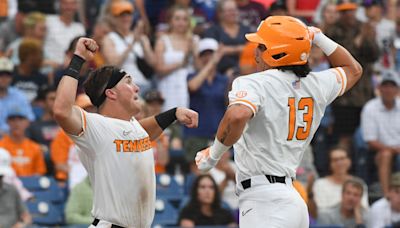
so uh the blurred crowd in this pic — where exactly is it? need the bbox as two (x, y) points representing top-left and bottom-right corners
(0, 0), (400, 227)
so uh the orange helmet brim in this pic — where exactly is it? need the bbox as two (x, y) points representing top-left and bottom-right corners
(245, 33), (265, 45)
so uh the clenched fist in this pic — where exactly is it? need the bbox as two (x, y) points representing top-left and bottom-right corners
(74, 38), (99, 61)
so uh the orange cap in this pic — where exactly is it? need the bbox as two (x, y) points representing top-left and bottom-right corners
(111, 1), (134, 16)
(245, 16), (312, 67)
(336, 2), (358, 11)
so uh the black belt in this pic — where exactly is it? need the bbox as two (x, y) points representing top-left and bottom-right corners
(241, 175), (286, 190)
(92, 218), (125, 228)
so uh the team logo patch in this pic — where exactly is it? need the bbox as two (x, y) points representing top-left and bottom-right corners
(236, 91), (248, 98)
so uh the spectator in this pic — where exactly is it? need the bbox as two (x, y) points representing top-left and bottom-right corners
(368, 172), (400, 227)
(0, 108), (47, 177)
(235, 0), (267, 32)
(364, 0), (396, 72)
(0, 155), (32, 228)
(184, 38), (229, 171)
(0, 57), (34, 136)
(317, 1), (339, 32)
(203, 0), (250, 75)
(143, 90), (170, 174)
(179, 174), (237, 227)
(156, 0), (209, 36)
(311, 147), (369, 214)
(26, 87), (59, 148)
(0, 0), (36, 53)
(361, 71), (400, 196)
(325, 0), (380, 150)
(26, 87), (59, 175)
(6, 12), (47, 66)
(44, 0), (85, 65)
(0, 148), (33, 201)
(65, 177), (93, 225)
(12, 38), (48, 103)
(154, 5), (198, 111)
(102, 0), (154, 93)
(317, 178), (368, 227)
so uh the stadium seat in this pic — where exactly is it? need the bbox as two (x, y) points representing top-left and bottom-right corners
(152, 198), (179, 226)
(20, 176), (59, 191)
(156, 174), (184, 201)
(26, 201), (64, 226)
(33, 188), (65, 203)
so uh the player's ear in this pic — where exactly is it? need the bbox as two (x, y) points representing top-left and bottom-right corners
(105, 88), (117, 100)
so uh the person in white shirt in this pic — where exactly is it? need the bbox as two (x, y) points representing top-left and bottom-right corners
(195, 16), (363, 227)
(368, 172), (400, 228)
(361, 70), (400, 197)
(53, 37), (198, 228)
(44, 0), (85, 65)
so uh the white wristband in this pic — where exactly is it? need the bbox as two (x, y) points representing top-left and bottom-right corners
(313, 32), (338, 56)
(209, 138), (231, 161)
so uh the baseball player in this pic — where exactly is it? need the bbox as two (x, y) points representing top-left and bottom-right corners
(53, 37), (198, 228)
(195, 16), (363, 227)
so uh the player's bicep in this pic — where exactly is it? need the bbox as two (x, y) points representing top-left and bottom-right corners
(319, 67), (347, 104)
(228, 77), (263, 116)
(57, 106), (85, 136)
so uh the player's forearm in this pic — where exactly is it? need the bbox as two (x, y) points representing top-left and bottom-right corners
(139, 117), (163, 141)
(53, 76), (79, 119)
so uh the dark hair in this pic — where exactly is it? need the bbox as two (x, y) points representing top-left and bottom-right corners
(187, 174), (222, 212)
(343, 177), (364, 195)
(276, 64), (312, 78)
(83, 66), (116, 107)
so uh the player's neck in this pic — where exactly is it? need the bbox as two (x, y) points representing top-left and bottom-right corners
(99, 104), (132, 121)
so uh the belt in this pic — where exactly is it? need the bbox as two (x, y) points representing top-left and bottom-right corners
(241, 175), (286, 190)
(92, 218), (125, 228)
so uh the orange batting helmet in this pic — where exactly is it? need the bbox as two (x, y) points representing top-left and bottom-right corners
(245, 16), (312, 67)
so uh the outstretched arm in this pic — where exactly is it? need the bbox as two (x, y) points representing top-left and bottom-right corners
(139, 108), (198, 141)
(53, 38), (98, 135)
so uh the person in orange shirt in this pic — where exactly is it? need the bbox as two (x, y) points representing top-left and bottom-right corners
(0, 109), (46, 176)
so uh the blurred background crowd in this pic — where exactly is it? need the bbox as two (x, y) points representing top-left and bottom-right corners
(0, 0), (400, 227)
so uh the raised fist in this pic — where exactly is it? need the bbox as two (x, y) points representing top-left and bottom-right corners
(74, 37), (99, 61)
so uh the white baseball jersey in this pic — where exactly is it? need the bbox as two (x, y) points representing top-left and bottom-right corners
(229, 68), (347, 187)
(69, 110), (155, 227)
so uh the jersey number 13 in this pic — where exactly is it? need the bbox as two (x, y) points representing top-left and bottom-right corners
(287, 97), (314, 141)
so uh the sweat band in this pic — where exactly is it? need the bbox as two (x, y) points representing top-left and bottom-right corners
(93, 68), (126, 107)
(313, 32), (338, 56)
(65, 54), (85, 79)
(209, 138), (231, 161)
(155, 108), (177, 130)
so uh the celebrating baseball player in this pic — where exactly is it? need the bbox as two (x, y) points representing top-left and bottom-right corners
(195, 16), (363, 227)
(53, 37), (198, 228)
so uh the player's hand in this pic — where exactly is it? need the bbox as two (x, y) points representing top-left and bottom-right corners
(74, 37), (99, 61)
(308, 26), (322, 44)
(176, 108), (198, 128)
(195, 147), (219, 172)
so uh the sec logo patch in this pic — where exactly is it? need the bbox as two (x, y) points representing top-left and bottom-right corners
(236, 91), (247, 98)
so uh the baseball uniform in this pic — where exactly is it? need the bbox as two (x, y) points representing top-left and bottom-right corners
(69, 109), (155, 228)
(229, 67), (347, 228)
